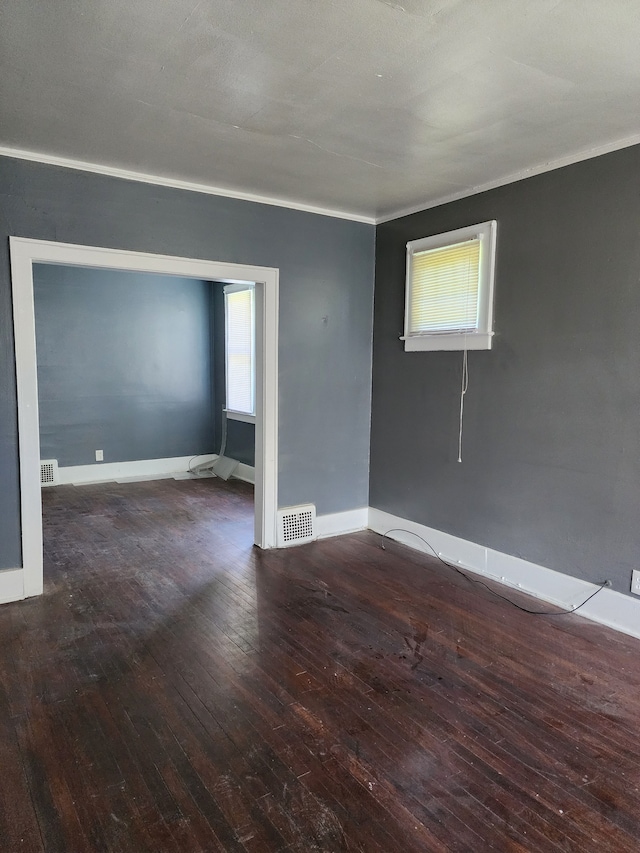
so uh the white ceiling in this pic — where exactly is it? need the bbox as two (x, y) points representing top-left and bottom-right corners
(2, 0), (640, 221)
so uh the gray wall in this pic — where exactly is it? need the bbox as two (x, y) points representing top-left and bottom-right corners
(34, 265), (215, 466)
(224, 419), (255, 467)
(0, 155), (374, 570)
(370, 144), (640, 595)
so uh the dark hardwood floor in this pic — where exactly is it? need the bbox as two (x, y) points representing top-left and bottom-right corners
(1, 478), (639, 851)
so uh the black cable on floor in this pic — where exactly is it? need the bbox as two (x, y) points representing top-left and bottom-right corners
(380, 528), (610, 617)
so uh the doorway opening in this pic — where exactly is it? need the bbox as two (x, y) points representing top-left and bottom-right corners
(8, 237), (279, 603)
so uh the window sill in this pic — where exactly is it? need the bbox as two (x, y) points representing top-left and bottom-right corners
(403, 332), (493, 352)
(225, 409), (256, 424)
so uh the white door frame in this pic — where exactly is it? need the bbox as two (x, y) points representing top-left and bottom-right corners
(7, 236), (279, 601)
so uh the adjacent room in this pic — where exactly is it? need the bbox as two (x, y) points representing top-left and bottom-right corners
(2, 1), (640, 850)
(34, 263), (255, 503)
(33, 262), (259, 583)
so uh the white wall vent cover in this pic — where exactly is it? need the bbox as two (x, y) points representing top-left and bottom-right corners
(40, 459), (59, 487)
(277, 504), (316, 548)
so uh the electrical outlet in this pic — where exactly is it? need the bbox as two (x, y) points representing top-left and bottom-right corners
(631, 570), (640, 596)
(95, 449), (104, 462)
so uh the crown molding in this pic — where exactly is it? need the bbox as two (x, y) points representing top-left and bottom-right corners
(0, 145), (375, 225)
(4, 131), (640, 229)
(376, 131), (640, 224)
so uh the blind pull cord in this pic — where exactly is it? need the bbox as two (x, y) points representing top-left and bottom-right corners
(457, 251), (473, 463)
(457, 345), (468, 463)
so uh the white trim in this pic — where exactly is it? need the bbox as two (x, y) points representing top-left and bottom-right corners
(368, 507), (640, 642)
(9, 237), (279, 603)
(253, 267), (278, 548)
(0, 569), (25, 605)
(0, 146), (374, 225)
(57, 455), (217, 485)
(10, 242), (43, 597)
(403, 332), (493, 352)
(233, 462), (256, 485)
(376, 132), (640, 224)
(3, 134), (640, 228)
(55, 455), (256, 486)
(316, 508), (369, 540)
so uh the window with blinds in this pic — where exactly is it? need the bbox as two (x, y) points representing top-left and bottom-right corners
(403, 220), (497, 352)
(224, 284), (255, 416)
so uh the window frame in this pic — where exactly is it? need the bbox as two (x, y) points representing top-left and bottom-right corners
(403, 220), (497, 352)
(224, 282), (256, 423)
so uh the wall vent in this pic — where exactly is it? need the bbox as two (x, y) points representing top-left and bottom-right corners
(40, 459), (59, 487)
(277, 504), (316, 548)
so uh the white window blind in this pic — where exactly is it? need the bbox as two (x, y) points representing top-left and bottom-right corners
(408, 238), (480, 335)
(224, 285), (255, 415)
(403, 220), (497, 352)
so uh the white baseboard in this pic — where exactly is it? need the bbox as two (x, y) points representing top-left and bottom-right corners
(368, 507), (640, 642)
(0, 568), (25, 605)
(56, 454), (256, 486)
(58, 455), (216, 484)
(316, 507), (368, 540)
(233, 461), (256, 485)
